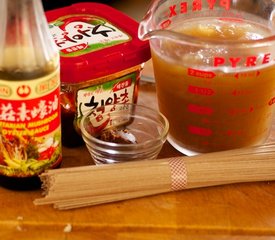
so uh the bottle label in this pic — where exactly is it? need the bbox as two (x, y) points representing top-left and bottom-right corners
(49, 14), (131, 57)
(75, 71), (138, 128)
(0, 70), (62, 177)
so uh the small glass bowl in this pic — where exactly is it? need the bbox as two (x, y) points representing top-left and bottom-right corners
(80, 103), (169, 164)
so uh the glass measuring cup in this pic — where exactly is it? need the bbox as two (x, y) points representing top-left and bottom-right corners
(139, 0), (275, 155)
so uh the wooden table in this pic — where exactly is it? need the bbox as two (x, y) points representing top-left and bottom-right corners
(1, 81), (275, 240)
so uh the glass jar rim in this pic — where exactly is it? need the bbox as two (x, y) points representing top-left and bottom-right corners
(80, 103), (169, 148)
(146, 29), (275, 48)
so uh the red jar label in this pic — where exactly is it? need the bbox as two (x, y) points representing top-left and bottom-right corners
(0, 70), (62, 177)
(75, 71), (138, 129)
(49, 14), (131, 57)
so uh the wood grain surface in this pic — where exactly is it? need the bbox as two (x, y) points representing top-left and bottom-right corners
(1, 82), (275, 239)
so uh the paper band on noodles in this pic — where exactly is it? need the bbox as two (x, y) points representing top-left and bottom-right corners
(168, 158), (187, 191)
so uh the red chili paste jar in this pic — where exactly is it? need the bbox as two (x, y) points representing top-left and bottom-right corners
(46, 3), (151, 147)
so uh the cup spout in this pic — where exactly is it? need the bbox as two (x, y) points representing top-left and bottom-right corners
(138, 11), (154, 41)
(138, 0), (188, 43)
(138, 0), (162, 41)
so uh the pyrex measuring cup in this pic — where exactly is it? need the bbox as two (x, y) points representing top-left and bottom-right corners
(139, 0), (275, 155)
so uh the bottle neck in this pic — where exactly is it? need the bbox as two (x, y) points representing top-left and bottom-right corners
(2, 0), (45, 43)
(0, 0), (59, 79)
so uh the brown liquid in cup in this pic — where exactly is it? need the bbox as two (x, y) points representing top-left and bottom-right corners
(151, 19), (275, 153)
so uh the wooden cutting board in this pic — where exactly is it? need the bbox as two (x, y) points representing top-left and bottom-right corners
(1, 82), (275, 240)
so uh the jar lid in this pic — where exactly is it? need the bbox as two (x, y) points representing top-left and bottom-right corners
(46, 2), (151, 84)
